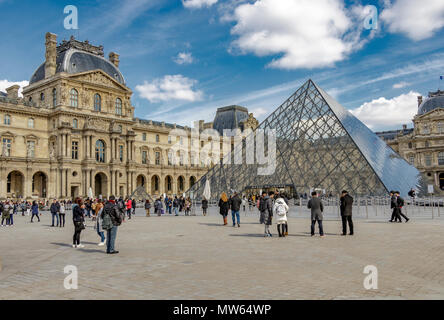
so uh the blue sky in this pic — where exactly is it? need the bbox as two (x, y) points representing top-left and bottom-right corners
(1, 0), (444, 131)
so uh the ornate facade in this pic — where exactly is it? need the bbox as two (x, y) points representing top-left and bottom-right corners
(377, 89), (444, 193)
(0, 33), (258, 200)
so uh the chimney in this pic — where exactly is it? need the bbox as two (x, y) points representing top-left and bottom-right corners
(417, 96), (423, 108)
(6, 85), (20, 99)
(45, 32), (57, 79)
(109, 52), (120, 68)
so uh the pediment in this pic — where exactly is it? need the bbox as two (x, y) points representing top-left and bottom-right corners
(67, 70), (130, 92)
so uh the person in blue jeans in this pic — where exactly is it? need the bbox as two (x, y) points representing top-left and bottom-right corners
(30, 201), (40, 222)
(102, 196), (122, 254)
(229, 192), (242, 227)
(173, 196), (179, 216)
(50, 199), (60, 227)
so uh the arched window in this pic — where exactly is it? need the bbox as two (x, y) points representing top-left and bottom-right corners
(73, 118), (78, 129)
(28, 118), (35, 128)
(115, 98), (122, 115)
(439, 152), (444, 166)
(40, 92), (45, 101)
(94, 94), (101, 111)
(178, 176), (184, 191)
(52, 88), (57, 107)
(70, 89), (78, 107)
(95, 140), (106, 163)
(4, 114), (11, 125)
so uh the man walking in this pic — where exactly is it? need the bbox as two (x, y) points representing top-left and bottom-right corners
(101, 196), (123, 254)
(340, 190), (354, 236)
(50, 199), (60, 227)
(389, 191), (397, 222)
(307, 192), (324, 237)
(395, 191), (409, 223)
(229, 191), (242, 227)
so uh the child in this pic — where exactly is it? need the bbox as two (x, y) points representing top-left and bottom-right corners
(273, 196), (289, 237)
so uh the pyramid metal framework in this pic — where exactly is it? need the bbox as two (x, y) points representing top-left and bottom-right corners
(186, 80), (424, 199)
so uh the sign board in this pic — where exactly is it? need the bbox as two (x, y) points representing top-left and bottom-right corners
(428, 184), (434, 194)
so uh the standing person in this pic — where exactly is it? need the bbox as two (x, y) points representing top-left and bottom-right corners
(395, 191), (410, 223)
(1, 201), (11, 227)
(72, 198), (85, 248)
(242, 196), (247, 212)
(167, 197), (173, 215)
(173, 196), (179, 216)
(230, 192), (242, 227)
(274, 195), (289, 237)
(259, 191), (268, 224)
(95, 199), (105, 246)
(59, 202), (66, 228)
(30, 201), (40, 223)
(21, 201), (26, 216)
(218, 192), (229, 225)
(307, 192), (324, 237)
(26, 201), (31, 216)
(101, 196), (123, 254)
(50, 199), (60, 227)
(85, 199), (92, 218)
(340, 190), (354, 236)
(263, 191), (275, 237)
(132, 198), (137, 216)
(202, 197), (208, 216)
(125, 198), (132, 220)
(145, 199), (151, 217)
(185, 197), (192, 216)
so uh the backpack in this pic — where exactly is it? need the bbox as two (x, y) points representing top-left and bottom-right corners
(275, 203), (286, 216)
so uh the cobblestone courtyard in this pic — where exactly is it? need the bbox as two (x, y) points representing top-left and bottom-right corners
(1, 207), (444, 300)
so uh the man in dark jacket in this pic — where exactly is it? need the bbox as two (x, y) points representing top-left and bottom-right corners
(102, 196), (123, 254)
(263, 191), (274, 237)
(50, 199), (60, 227)
(389, 191), (397, 222)
(340, 190), (354, 236)
(308, 192), (324, 237)
(395, 191), (409, 223)
(259, 191), (267, 224)
(201, 198), (208, 216)
(230, 192), (242, 227)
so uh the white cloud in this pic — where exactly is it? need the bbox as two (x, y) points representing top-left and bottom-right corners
(229, 0), (367, 69)
(351, 91), (420, 129)
(381, 0), (444, 40)
(136, 75), (203, 103)
(182, 0), (218, 9)
(173, 52), (194, 65)
(0, 80), (29, 97)
(393, 81), (410, 89)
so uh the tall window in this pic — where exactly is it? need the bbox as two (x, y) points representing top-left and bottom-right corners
(425, 141), (430, 148)
(142, 133), (147, 141)
(73, 118), (78, 129)
(178, 176), (184, 191)
(439, 152), (444, 166)
(52, 88), (57, 107)
(95, 140), (106, 163)
(142, 151), (148, 164)
(156, 134), (160, 143)
(72, 141), (79, 159)
(94, 94), (101, 111)
(425, 154), (432, 167)
(40, 92), (45, 102)
(423, 124), (430, 135)
(168, 136), (172, 144)
(409, 155), (415, 166)
(438, 122), (444, 134)
(2, 138), (11, 156)
(27, 141), (35, 158)
(167, 176), (172, 191)
(155, 151), (160, 165)
(70, 89), (78, 107)
(4, 114), (11, 125)
(115, 98), (122, 115)
(180, 153), (184, 166)
(28, 118), (35, 128)
(119, 145), (124, 162)
(408, 142), (412, 149)
(168, 150), (173, 165)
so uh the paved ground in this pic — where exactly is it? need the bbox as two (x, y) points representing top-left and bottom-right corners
(1, 207), (444, 300)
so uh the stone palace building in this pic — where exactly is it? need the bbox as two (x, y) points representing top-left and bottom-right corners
(0, 33), (258, 200)
(377, 89), (444, 193)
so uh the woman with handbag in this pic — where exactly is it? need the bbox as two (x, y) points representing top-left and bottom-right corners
(72, 197), (86, 248)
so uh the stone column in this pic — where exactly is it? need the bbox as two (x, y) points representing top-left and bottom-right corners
(110, 138), (114, 162)
(115, 170), (119, 197)
(66, 168), (71, 198)
(61, 168), (66, 198)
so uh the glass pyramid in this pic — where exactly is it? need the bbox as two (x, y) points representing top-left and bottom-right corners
(187, 79), (424, 199)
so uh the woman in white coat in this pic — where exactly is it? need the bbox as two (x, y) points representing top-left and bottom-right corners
(273, 197), (289, 237)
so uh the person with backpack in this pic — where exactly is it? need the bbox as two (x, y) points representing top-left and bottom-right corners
(340, 190), (354, 236)
(229, 191), (242, 227)
(395, 191), (409, 223)
(101, 196), (123, 254)
(72, 198), (85, 248)
(274, 196), (289, 237)
(218, 192), (229, 225)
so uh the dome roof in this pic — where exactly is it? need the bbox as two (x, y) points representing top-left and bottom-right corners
(30, 48), (125, 85)
(418, 90), (444, 115)
(213, 105), (249, 136)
